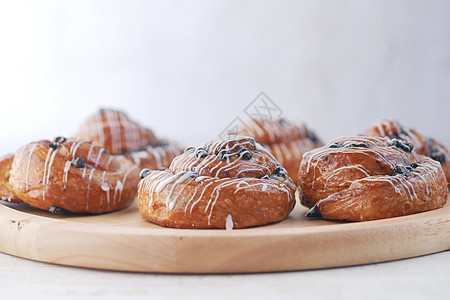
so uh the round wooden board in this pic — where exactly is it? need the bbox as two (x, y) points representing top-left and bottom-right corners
(0, 197), (449, 274)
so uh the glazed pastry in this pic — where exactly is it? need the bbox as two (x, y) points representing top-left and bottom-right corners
(298, 136), (447, 221)
(138, 136), (296, 229)
(0, 154), (21, 203)
(5, 137), (140, 214)
(76, 108), (182, 170)
(365, 119), (450, 184)
(233, 118), (322, 182)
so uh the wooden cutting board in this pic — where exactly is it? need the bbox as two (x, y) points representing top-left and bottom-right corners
(0, 197), (449, 274)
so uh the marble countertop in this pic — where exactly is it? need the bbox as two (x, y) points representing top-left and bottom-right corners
(0, 250), (448, 299)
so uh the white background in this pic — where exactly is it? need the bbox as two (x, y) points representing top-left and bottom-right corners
(0, 0), (449, 154)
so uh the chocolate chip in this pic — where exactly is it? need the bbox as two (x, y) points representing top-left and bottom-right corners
(259, 175), (270, 180)
(239, 149), (253, 160)
(427, 140), (446, 163)
(139, 169), (153, 179)
(392, 164), (413, 176)
(49, 142), (59, 150)
(399, 128), (410, 138)
(323, 155), (329, 161)
(429, 149), (446, 163)
(411, 163), (420, 169)
(278, 118), (289, 126)
(103, 149), (110, 155)
(184, 147), (196, 154)
(217, 149), (230, 160)
(343, 142), (370, 148)
(329, 142), (342, 149)
(307, 130), (320, 144)
(53, 136), (66, 144)
(390, 138), (414, 153)
(305, 206), (322, 219)
(49, 205), (66, 215)
(71, 157), (85, 168)
(274, 166), (286, 177)
(195, 148), (208, 159)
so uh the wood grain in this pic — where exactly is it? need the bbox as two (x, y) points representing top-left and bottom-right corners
(0, 197), (449, 274)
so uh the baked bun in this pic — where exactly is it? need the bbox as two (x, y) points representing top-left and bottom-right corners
(76, 108), (182, 170)
(365, 119), (450, 184)
(8, 137), (140, 214)
(298, 136), (447, 221)
(0, 154), (21, 203)
(233, 118), (322, 182)
(138, 136), (296, 229)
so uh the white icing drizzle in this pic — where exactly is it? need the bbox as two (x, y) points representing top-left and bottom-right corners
(113, 180), (123, 207)
(128, 150), (149, 166)
(226, 214), (233, 230)
(94, 148), (105, 168)
(305, 139), (401, 189)
(152, 147), (163, 169)
(62, 160), (72, 190)
(70, 140), (85, 159)
(41, 148), (54, 200)
(323, 165), (371, 188)
(101, 182), (110, 209)
(25, 143), (38, 191)
(82, 166), (88, 178)
(106, 109), (121, 154)
(85, 168), (96, 201)
(165, 171), (198, 208)
(376, 122), (386, 136)
(99, 170), (107, 207)
(86, 144), (95, 161)
(115, 165), (138, 205)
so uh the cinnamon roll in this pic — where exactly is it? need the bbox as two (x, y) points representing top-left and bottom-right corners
(365, 119), (450, 184)
(233, 118), (322, 182)
(5, 137), (140, 214)
(298, 136), (447, 221)
(138, 136), (296, 229)
(76, 108), (182, 170)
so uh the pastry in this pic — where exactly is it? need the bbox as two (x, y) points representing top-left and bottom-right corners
(233, 118), (322, 182)
(76, 108), (182, 170)
(3, 137), (140, 214)
(0, 154), (21, 203)
(138, 136), (296, 229)
(365, 119), (450, 184)
(298, 136), (447, 221)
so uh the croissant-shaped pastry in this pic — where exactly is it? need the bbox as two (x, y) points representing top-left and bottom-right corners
(365, 119), (450, 184)
(233, 118), (322, 182)
(138, 136), (296, 229)
(298, 136), (447, 221)
(2, 137), (140, 214)
(76, 108), (182, 170)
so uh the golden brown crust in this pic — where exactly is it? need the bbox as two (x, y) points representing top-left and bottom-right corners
(234, 118), (323, 182)
(298, 136), (447, 221)
(9, 138), (140, 214)
(0, 154), (21, 203)
(76, 108), (183, 170)
(365, 119), (450, 184)
(138, 136), (296, 229)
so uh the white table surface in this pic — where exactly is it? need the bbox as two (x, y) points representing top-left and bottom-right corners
(0, 250), (448, 300)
